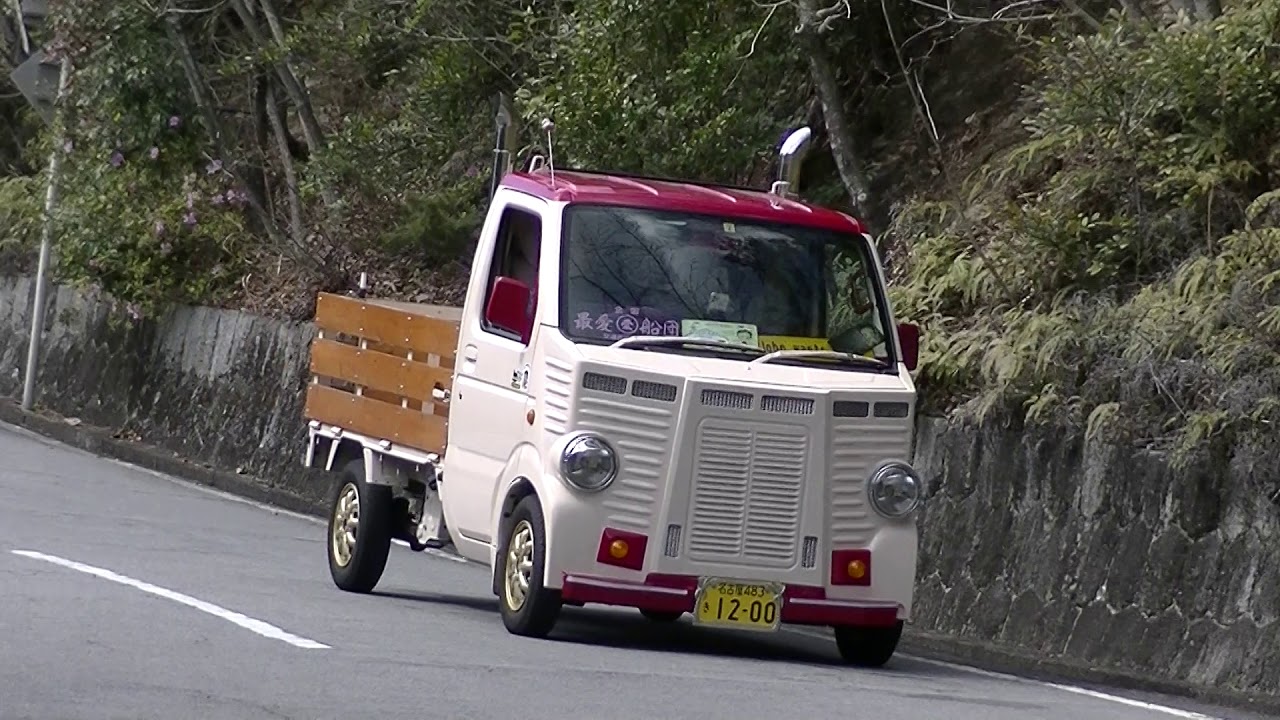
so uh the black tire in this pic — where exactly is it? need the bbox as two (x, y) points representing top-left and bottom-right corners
(327, 457), (394, 593)
(833, 621), (904, 668)
(496, 495), (562, 637)
(640, 609), (683, 623)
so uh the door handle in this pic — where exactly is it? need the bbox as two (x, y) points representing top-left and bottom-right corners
(463, 344), (478, 362)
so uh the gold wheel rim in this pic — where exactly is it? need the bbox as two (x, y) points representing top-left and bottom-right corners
(503, 519), (535, 612)
(331, 482), (360, 567)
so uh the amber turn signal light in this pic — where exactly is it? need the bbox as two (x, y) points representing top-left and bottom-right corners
(609, 539), (629, 559)
(831, 549), (872, 586)
(596, 527), (647, 571)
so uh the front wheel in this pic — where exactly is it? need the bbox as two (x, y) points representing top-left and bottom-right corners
(327, 457), (393, 593)
(497, 495), (562, 637)
(833, 621), (904, 668)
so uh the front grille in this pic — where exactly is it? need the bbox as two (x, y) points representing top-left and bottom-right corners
(583, 372), (626, 394)
(700, 389), (752, 410)
(801, 536), (819, 568)
(664, 524), (683, 557)
(761, 394), (815, 415)
(687, 421), (807, 568)
(575, 388), (675, 532)
(632, 380), (678, 402)
(829, 422), (912, 545)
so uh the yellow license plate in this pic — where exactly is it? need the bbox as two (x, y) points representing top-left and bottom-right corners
(693, 578), (784, 632)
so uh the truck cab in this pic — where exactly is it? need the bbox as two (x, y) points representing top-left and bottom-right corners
(303, 125), (924, 667)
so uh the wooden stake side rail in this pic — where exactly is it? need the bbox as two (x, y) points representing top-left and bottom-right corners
(303, 292), (462, 456)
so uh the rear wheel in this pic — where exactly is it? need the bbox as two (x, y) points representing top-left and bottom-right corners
(833, 621), (904, 668)
(639, 609), (683, 623)
(327, 457), (394, 593)
(497, 495), (562, 637)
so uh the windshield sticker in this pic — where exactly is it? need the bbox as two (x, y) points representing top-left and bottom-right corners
(681, 319), (759, 347)
(759, 334), (874, 358)
(572, 307), (681, 341)
(758, 336), (834, 352)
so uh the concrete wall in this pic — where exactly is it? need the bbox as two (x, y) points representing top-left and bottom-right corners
(0, 276), (320, 505)
(1, 275), (1276, 700)
(911, 418), (1280, 699)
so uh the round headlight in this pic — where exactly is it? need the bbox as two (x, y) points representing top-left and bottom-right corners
(559, 434), (618, 492)
(866, 462), (922, 519)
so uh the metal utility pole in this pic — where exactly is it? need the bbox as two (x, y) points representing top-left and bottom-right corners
(19, 54), (70, 411)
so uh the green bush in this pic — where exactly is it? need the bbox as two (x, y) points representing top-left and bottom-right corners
(890, 0), (1280, 464)
(49, 3), (248, 312)
(0, 176), (44, 272)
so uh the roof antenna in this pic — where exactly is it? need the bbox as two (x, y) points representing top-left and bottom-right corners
(541, 118), (556, 186)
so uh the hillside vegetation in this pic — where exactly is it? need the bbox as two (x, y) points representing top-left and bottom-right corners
(2, 0), (1279, 470)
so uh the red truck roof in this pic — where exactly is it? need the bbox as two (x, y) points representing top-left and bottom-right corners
(500, 169), (866, 235)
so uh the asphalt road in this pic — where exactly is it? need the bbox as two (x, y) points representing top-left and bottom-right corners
(0, 421), (1267, 720)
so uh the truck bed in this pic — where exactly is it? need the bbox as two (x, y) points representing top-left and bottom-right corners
(303, 292), (460, 456)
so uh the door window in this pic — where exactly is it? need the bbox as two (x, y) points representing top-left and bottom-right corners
(480, 206), (542, 343)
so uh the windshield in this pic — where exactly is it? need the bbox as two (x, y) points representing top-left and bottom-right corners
(558, 204), (895, 362)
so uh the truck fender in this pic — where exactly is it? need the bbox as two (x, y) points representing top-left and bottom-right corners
(488, 442), (546, 594)
(311, 434), (363, 475)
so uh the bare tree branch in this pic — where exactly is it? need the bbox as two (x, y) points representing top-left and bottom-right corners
(265, 78), (306, 249)
(161, 11), (322, 270)
(229, 0), (325, 156)
(794, 0), (872, 216)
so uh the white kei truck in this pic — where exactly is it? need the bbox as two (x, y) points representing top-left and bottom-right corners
(301, 114), (925, 667)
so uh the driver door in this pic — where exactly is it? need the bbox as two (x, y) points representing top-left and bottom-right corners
(442, 191), (545, 549)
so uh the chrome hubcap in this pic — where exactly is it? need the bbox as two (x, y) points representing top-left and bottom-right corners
(331, 482), (360, 567)
(503, 519), (535, 611)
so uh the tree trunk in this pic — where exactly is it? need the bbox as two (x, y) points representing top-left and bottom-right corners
(795, 0), (873, 219)
(162, 13), (313, 266)
(230, 0), (339, 227)
(246, 72), (271, 222)
(265, 78), (307, 249)
(231, 0), (326, 156)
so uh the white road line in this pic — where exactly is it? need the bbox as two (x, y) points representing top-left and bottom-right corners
(1044, 684), (1220, 720)
(786, 627), (1221, 720)
(11, 549), (330, 650)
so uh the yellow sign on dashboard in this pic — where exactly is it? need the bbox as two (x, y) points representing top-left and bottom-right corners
(757, 336), (833, 352)
(758, 335), (876, 359)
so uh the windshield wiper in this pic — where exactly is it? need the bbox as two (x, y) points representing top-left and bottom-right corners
(611, 335), (767, 357)
(748, 349), (889, 370)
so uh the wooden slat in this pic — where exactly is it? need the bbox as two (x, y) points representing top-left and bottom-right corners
(363, 339), (456, 370)
(314, 292), (460, 361)
(362, 388), (421, 411)
(310, 337), (452, 400)
(304, 384), (448, 455)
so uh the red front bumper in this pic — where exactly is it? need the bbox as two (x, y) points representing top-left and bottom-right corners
(559, 572), (902, 628)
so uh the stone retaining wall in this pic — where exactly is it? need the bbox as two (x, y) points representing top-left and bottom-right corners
(911, 418), (1279, 698)
(0, 276), (320, 505)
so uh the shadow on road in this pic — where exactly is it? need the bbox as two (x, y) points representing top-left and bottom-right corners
(367, 587), (981, 681)
(551, 606), (854, 669)
(372, 588), (499, 614)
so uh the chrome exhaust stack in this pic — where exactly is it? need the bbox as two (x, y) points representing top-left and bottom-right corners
(489, 93), (519, 199)
(770, 126), (812, 199)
